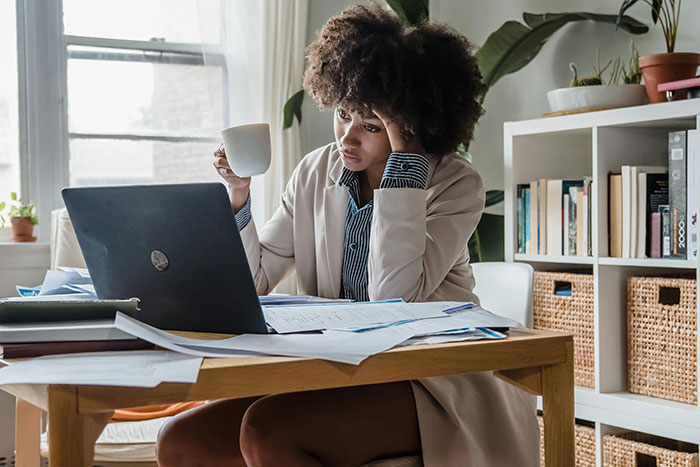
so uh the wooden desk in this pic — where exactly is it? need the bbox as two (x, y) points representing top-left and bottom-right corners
(5, 328), (574, 467)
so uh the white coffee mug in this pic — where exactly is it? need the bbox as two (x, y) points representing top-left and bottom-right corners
(220, 123), (271, 177)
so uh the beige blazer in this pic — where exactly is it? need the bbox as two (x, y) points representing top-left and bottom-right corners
(240, 143), (483, 303)
(240, 143), (538, 466)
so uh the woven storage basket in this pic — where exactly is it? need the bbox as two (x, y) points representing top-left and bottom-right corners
(604, 432), (699, 467)
(537, 416), (595, 467)
(627, 276), (697, 404)
(533, 271), (595, 387)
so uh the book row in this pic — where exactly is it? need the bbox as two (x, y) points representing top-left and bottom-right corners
(609, 129), (698, 259)
(516, 178), (592, 256)
(516, 129), (699, 259)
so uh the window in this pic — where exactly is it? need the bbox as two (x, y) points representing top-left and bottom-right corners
(62, 0), (226, 187)
(0, 0), (20, 197)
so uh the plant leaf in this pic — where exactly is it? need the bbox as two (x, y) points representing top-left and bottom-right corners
(617, 0), (640, 27)
(484, 189), (504, 207)
(651, 0), (661, 24)
(468, 213), (504, 262)
(30, 216), (38, 225)
(283, 90), (305, 130)
(385, 0), (429, 26)
(10, 192), (17, 201)
(0, 202), (5, 211)
(476, 12), (648, 101)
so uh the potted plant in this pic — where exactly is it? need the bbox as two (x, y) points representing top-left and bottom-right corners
(546, 42), (648, 113)
(618, 0), (700, 103)
(0, 192), (39, 242)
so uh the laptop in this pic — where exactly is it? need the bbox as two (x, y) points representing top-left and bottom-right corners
(62, 183), (268, 334)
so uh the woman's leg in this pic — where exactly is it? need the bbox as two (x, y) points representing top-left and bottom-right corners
(155, 396), (259, 467)
(240, 381), (420, 467)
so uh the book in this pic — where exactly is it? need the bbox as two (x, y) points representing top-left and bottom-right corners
(546, 179), (563, 255)
(650, 212), (662, 258)
(643, 173), (669, 258)
(563, 193), (570, 256)
(661, 205), (671, 257)
(621, 166), (632, 258)
(668, 131), (687, 258)
(609, 173), (623, 257)
(635, 167), (668, 258)
(529, 180), (539, 254)
(546, 179), (584, 256)
(0, 338), (153, 359)
(523, 187), (530, 254)
(576, 189), (585, 256)
(538, 178), (548, 254)
(0, 297), (140, 324)
(688, 129), (698, 260)
(0, 319), (136, 344)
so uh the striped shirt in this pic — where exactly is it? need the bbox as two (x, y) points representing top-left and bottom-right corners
(338, 152), (429, 301)
(234, 151), (430, 301)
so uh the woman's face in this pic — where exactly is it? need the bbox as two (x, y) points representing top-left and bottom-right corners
(334, 105), (392, 175)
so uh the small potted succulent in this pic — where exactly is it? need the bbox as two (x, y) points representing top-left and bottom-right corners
(0, 192), (39, 242)
(617, 0), (700, 102)
(546, 43), (649, 114)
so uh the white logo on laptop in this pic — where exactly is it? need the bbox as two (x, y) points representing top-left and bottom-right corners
(151, 250), (169, 271)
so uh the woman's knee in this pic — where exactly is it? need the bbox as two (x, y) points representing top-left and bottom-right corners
(239, 395), (305, 466)
(156, 414), (198, 466)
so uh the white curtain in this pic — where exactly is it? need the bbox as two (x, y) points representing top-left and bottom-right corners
(202, 0), (309, 293)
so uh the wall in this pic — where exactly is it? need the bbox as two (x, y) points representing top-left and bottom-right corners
(300, 0), (700, 213)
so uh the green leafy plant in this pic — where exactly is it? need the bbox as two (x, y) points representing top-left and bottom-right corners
(0, 192), (38, 228)
(617, 0), (682, 53)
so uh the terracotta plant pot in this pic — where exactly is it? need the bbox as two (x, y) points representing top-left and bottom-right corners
(638, 53), (700, 103)
(10, 216), (36, 242)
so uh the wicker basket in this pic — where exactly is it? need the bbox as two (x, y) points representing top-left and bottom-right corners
(537, 415), (596, 467)
(604, 432), (699, 467)
(533, 271), (595, 388)
(627, 276), (697, 404)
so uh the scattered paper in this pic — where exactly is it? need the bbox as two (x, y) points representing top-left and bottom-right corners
(402, 328), (506, 346)
(114, 313), (264, 358)
(0, 350), (202, 387)
(179, 327), (416, 365)
(263, 300), (448, 334)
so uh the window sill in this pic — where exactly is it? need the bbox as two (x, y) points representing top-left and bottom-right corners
(0, 242), (51, 269)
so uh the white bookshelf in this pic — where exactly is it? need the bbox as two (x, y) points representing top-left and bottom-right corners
(504, 99), (700, 464)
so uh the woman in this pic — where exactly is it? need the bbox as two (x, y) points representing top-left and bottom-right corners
(156, 4), (538, 466)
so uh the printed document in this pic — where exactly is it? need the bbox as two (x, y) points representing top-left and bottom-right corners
(263, 301), (449, 333)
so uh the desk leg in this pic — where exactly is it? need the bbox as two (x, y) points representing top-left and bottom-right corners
(15, 399), (42, 467)
(47, 387), (113, 467)
(541, 340), (575, 467)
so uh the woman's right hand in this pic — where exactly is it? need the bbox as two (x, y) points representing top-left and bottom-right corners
(213, 144), (251, 213)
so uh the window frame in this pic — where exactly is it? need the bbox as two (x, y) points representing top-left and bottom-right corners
(16, 0), (229, 241)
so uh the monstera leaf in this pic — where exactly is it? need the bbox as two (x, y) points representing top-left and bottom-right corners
(475, 12), (648, 103)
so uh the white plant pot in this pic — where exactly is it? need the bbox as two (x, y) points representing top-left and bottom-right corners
(546, 84), (649, 113)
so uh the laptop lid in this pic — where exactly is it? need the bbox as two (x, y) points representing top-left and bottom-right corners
(62, 183), (267, 334)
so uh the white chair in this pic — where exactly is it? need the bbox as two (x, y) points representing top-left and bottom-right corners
(471, 261), (534, 328)
(363, 261), (535, 467)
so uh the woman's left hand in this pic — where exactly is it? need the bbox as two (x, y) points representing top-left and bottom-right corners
(373, 108), (426, 155)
